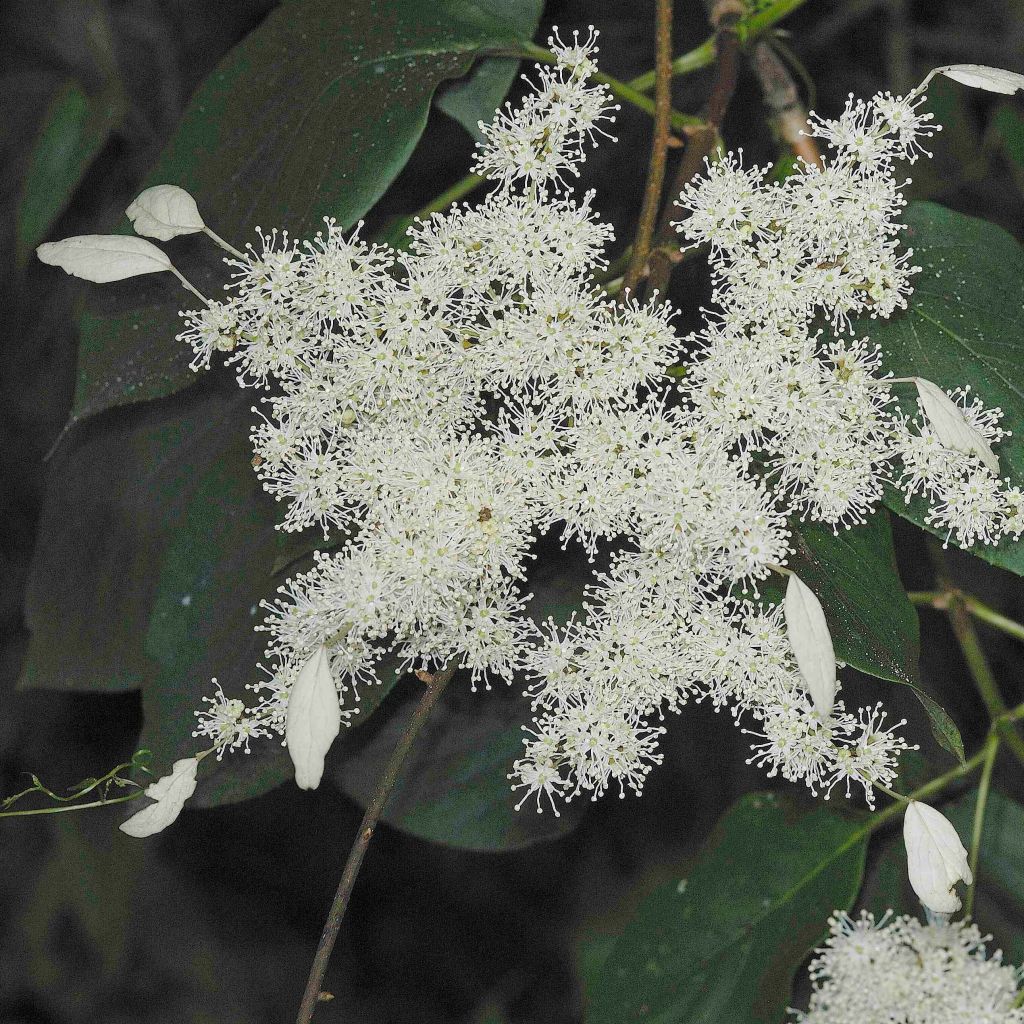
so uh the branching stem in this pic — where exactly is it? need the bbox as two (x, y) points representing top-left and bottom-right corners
(965, 732), (999, 918)
(623, 0), (675, 295)
(295, 666), (455, 1024)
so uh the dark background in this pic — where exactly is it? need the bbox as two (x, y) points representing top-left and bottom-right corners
(2, 2), (1024, 1022)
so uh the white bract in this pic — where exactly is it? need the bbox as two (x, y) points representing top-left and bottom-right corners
(932, 63), (1024, 95)
(118, 757), (199, 838)
(904, 800), (973, 914)
(285, 645), (342, 790)
(914, 377), (1000, 474)
(126, 183), (206, 240)
(41, 37), (1021, 819)
(36, 234), (172, 283)
(784, 572), (837, 716)
(793, 910), (1024, 1023)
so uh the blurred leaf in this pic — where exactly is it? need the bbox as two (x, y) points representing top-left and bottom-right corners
(582, 792), (867, 1024)
(993, 103), (1024, 170)
(16, 79), (120, 267)
(69, 0), (537, 427)
(435, 0), (542, 140)
(863, 203), (1024, 575)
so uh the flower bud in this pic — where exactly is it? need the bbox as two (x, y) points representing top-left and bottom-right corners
(285, 645), (341, 790)
(119, 757), (199, 838)
(903, 800), (972, 914)
(784, 572), (837, 716)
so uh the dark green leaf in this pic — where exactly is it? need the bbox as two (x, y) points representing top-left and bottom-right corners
(993, 103), (1024, 171)
(861, 203), (1024, 574)
(16, 79), (120, 267)
(582, 792), (867, 1024)
(435, 0), (542, 140)
(69, 0), (535, 426)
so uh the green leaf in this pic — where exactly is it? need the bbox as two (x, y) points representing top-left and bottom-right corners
(862, 202), (1024, 574)
(786, 513), (919, 685)
(582, 792), (867, 1024)
(435, 0), (542, 140)
(788, 513), (964, 761)
(68, 0), (534, 427)
(16, 79), (120, 267)
(993, 103), (1024, 172)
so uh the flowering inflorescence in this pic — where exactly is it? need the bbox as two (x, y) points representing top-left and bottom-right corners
(792, 910), (1024, 1023)
(38, 35), (1021, 822)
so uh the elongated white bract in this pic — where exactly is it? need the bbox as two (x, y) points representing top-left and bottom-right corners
(903, 800), (972, 914)
(119, 757), (199, 838)
(784, 574), (837, 716)
(915, 378), (1000, 474)
(126, 184), (206, 240)
(285, 645), (341, 790)
(935, 63), (1024, 94)
(36, 234), (171, 283)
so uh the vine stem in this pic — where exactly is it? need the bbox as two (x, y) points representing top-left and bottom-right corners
(294, 665), (455, 1024)
(623, 0), (675, 295)
(965, 732), (999, 919)
(909, 589), (1024, 645)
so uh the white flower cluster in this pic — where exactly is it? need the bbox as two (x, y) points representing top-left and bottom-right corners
(38, 34), (1019, 817)
(677, 89), (1022, 546)
(793, 910), (1024, 1024)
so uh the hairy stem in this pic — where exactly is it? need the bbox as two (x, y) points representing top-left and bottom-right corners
(623, 0), (676, 295)
(965, 732), (999, 919)
(295, 666), (455, 1024)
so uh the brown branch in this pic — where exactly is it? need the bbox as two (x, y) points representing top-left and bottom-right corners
(623, 0), (676, 296)
(750, 40), (822, 168)
(295, 665), (456, 1024)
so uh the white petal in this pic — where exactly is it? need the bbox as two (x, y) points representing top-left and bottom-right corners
(118, 757), (199, 838)
(915, 378), (999, 473)
(126, 184), (206, 241)
(37, 234), (172, 283)
(286, 646), (341, 790)
(903, 800), (972, 914)
(784, 573), (837, 715)
(936, 64), (1024, 95)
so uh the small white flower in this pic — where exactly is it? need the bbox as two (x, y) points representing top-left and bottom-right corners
(118, 757), (199, 838)
(126, 184), (206, 240)
(903, 799), (973, 914)
(784, 573), (837, 716)
(36, 234), (172, 283)
(285, 645), (341, 790)
(914, 378), (999, 473)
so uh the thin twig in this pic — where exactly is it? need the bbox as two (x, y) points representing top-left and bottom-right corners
(749, 39), (822, 167)
(623, 0), (675, 296)
(965, 732), (999, 919)
(295, 665), (455, 1024)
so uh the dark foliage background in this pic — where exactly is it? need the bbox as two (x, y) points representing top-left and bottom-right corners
(2, 2), (1024, 1022)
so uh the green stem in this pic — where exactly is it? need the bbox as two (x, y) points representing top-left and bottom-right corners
(380, 173), (486, 249)
(629, 0), (815, 93)
(965, 733), (999, 919)
(0, 791), (142, 818)
(908, 590), (1024, 644)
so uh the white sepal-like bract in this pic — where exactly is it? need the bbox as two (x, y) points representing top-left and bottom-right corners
(118, 756), (200, 838)
(934, 63), (1024, 95)
(784, 573), (837, 716)
(903, 799), (973, 914)
(36, 234), (172, 283)
(126, 184), (206, 240)
(285, 645), (341, 790)
(914, 377), (1000, 473)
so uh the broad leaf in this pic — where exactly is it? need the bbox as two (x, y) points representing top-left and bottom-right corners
(69, 0), (535, 426)
(16, 79), (120, 267)
(860, 203), (1024, 574)
(435, 0), (543, 140)
(786, 514), (963, 761)
(582, 792), (867, 1024)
